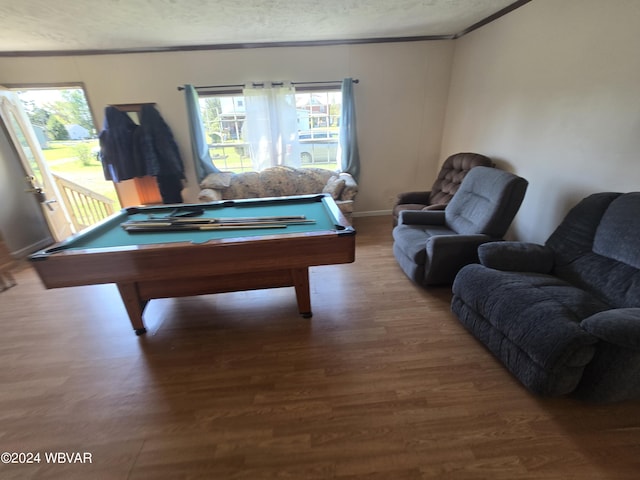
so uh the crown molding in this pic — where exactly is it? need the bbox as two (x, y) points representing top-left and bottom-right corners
(0, 1), (531, 58)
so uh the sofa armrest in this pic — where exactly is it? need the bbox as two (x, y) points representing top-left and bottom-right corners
(337, 173), (358, 201)
(424, 234), (491, 284)
(199, 172), (234, 190)
(398, 210), (446, 226)
(396, 191), (431, 205)
(477, 241), (555, 273)
(581, 309), (640, 350)
(198, 188), (222, 202)
(423, 203), (447, 211)
(427, 234), (491, 256)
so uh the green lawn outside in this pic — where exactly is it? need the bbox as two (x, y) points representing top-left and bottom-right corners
(43, 141), (97, 161)
(42, 140), (121, 207)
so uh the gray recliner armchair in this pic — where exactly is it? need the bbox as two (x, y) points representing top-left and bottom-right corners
(392, 152), (494, 226)
(392, 166), (528, 286)
(451, 192), (640, 403)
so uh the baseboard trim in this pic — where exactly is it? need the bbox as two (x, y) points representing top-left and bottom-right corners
(352, 210), (391, 218)
(11, 237), (54, 259)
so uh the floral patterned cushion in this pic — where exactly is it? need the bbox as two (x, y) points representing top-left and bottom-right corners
(338, 173), (358, 201)
(200, 172), (233, 189)
(298, 168), (334, 193)
(260, 166), (299, 196)
(322, 176), (346, 199)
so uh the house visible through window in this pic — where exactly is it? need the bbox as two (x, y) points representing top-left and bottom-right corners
(199, 89), (342, 173)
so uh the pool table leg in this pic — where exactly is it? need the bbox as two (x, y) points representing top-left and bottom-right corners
(116, 282), (148, 335)
(292, 268), (312, 318)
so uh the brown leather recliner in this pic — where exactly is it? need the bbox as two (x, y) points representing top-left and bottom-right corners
(392, 152), (494, 226)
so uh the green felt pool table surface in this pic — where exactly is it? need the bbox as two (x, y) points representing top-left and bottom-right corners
(29, 195), (356, 335)
(54, 194), (347, 251)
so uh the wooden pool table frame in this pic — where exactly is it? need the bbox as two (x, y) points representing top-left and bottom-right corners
(30, 195), (355, 335)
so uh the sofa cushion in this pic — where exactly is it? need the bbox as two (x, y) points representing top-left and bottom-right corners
(299, 167), (334, 191)
(445, 167), (528, 237)
(198, 188), (220, 202)
(323, 176), (346, 200)
(339, 173), (359, 201)
(478, 242), (555, 273)
(260, 166), (298, 196)
(546, 192), (621, 264)
(392, 224), (456, 265)
(200, 172), (233, 189)
(593, 192), (640, 269)
(429, 152), (494, 205)
(554, 252), (640, 309)
(226, 171), (262, 199)
(542, 191), (640, 308)
(453, 265), (604, 370)
(581, 308), (640, 350)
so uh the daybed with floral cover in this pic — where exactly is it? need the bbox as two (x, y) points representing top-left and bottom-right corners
(198, 166), (358, 219)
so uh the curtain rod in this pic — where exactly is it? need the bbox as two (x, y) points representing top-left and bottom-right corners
(177, 79), (359, 91)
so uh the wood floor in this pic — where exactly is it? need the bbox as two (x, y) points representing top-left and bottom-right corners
(1, 215), (639, 480)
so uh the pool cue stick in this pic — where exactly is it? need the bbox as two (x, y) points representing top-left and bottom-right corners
(135, 215), (308, 225)
(122, 218), (316, 229)
(123, 224), (289, 233)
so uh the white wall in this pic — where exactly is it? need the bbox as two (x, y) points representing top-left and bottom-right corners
(7, 0), (635, 232)
(441, 0), (640, 243)
(0, 41), (454, 213)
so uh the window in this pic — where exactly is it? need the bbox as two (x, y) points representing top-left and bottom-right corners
(198, 89), (342, 173)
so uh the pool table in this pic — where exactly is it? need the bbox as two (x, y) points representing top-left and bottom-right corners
(30, 194), (356, 335)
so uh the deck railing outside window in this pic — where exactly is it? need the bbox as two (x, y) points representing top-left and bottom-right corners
(52, 173), (115, 231)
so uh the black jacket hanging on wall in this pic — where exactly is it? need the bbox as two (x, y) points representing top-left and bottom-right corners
(138, 104), (185, 204)
(98, 105), (185, 203)
(99, 107), (142, 182)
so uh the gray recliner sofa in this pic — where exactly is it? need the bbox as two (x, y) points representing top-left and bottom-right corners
(451, 192), (640, 403)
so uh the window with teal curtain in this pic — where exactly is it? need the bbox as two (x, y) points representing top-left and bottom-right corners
(183, 84), (219, 181)
(185, 80), (357, 176)
(338, 78), (360, 183)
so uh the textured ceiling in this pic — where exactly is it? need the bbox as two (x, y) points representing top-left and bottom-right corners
(0, 0), (522, 55)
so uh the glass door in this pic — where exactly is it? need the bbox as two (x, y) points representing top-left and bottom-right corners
(0, 87), (73, 241)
